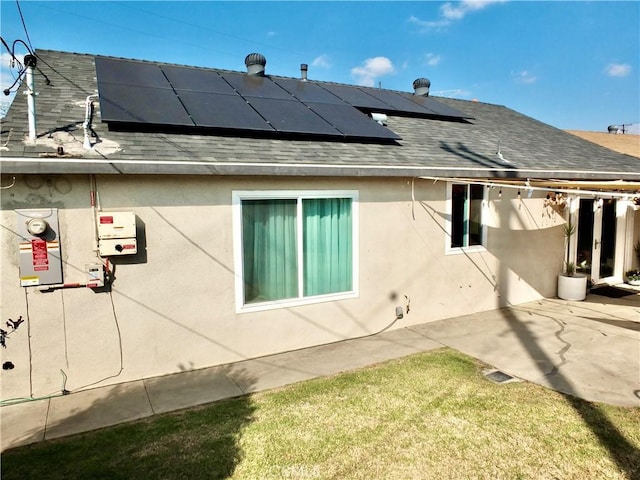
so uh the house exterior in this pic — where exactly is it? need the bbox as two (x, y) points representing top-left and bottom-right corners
(1, 50), (639, 401)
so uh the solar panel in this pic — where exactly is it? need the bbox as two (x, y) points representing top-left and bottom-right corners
(307, 103), (401, 140)
(401, 93), (471, 119)
(98, 83), (193, 125)
(177, 91), (274, 131)
(319, 84), (391, 110)
(221, 72), (292, 100)
(95, 56), (169, 88)
(161, 65), (236, 94)
(247, 98), (341, 135)
(94, 57), (409, 141)
(272, 78), (346, 104)
(358, 88), (430, 114)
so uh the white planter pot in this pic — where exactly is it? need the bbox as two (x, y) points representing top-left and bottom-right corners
(557, 274), (587, 301)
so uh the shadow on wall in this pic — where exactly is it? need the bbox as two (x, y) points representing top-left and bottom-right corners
(416, 191), (563, 303)
(1, 368), (257, 480)
(487, 191), (565, 301)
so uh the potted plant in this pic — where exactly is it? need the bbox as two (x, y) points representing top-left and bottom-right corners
(557, 214), (587, 300)
(624, 241), (640, 285)
(625, 269), (640, 286)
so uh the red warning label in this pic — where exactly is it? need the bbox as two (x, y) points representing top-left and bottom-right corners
(32, 239), (49, 271)
(100, 216), (114, 224)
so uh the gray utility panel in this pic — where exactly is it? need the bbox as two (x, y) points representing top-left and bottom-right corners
(16, 208), (63, 287)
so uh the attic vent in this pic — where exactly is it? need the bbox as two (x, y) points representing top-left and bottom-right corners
(245, 53), (266, 76)
(413, 77), (431, 97)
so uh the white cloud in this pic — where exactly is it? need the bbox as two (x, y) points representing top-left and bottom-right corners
(410, 0), (507, 32)
(408, 15), (451, 32)
(425, 53), (442, 67)
(441, 0), (507, 20)
(351, 57), (395, 87)
(311, 54), (331, 69)
(605, 63), (631, 77)
(512, 70), (537, 84)
(266, 31), (277, 37)
(430, 88), (472, 98)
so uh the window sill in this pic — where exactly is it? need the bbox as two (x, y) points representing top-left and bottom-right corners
(446, 245), (487, 256)
(237, 290), (358, 314)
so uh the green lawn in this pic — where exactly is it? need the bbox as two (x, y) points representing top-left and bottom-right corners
(2, 349), (639, 479)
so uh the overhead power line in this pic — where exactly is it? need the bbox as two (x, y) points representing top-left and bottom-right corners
(16, 0), (34, 52)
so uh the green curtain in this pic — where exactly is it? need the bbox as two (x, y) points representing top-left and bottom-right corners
(303, 198), (352, 296)
(242, 199), (298, 303)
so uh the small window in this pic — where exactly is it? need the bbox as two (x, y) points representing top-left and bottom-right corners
(448, 183), (486, 251)
(233, 191), (358, 311)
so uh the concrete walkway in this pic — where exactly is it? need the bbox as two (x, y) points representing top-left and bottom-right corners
(2, 292), (639, 451)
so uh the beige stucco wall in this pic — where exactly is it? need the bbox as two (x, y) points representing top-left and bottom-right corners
(1, 174), (566, 400)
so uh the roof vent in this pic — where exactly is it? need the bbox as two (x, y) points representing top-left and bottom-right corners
(245, 53), (266, 76)
(371, 112), (388, 126)
(607, 125), (619, 134)
(413, 77), (431, 97)
(300, 63), (308, 81)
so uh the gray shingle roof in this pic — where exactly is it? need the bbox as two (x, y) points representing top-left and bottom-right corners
(1, 49), (638, 181)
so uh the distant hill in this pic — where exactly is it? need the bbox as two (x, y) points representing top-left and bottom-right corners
(566, 130), (640, 159)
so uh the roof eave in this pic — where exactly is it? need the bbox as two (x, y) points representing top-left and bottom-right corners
(2, 157), (640, 181)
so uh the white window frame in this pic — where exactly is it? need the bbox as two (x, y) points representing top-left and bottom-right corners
(445, 182), (488, 255)
(232, 190), (359, 313)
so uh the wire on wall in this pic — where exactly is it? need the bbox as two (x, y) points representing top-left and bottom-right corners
(24, 288), (33, 398)
(74, 289), (124, 391)
(1, 176), (16, 189)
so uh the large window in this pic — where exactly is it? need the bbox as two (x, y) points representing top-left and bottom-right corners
(233, 191), (358, 311)
(448, 183), (486, 252)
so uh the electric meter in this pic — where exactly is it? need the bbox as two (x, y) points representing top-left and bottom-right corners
(26, 218), (48, 236)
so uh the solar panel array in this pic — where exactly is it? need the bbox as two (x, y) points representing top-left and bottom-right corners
(95, 56), (470, 142)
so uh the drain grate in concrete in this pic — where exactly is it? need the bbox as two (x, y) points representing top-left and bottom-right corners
(483, 369), (520, 384)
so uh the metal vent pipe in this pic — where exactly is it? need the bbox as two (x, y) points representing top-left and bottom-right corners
(24, 54), (38, 141)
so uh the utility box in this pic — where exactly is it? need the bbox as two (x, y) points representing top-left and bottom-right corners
(97, 212), (136, 239)
(16, 208), (64, 287)
(97, 211), (137, 257)
(85, 263), (105, 288)
(98, 238), (137, 256)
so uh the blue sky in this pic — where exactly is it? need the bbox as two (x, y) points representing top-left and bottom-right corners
(1, 1), (638, 133)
